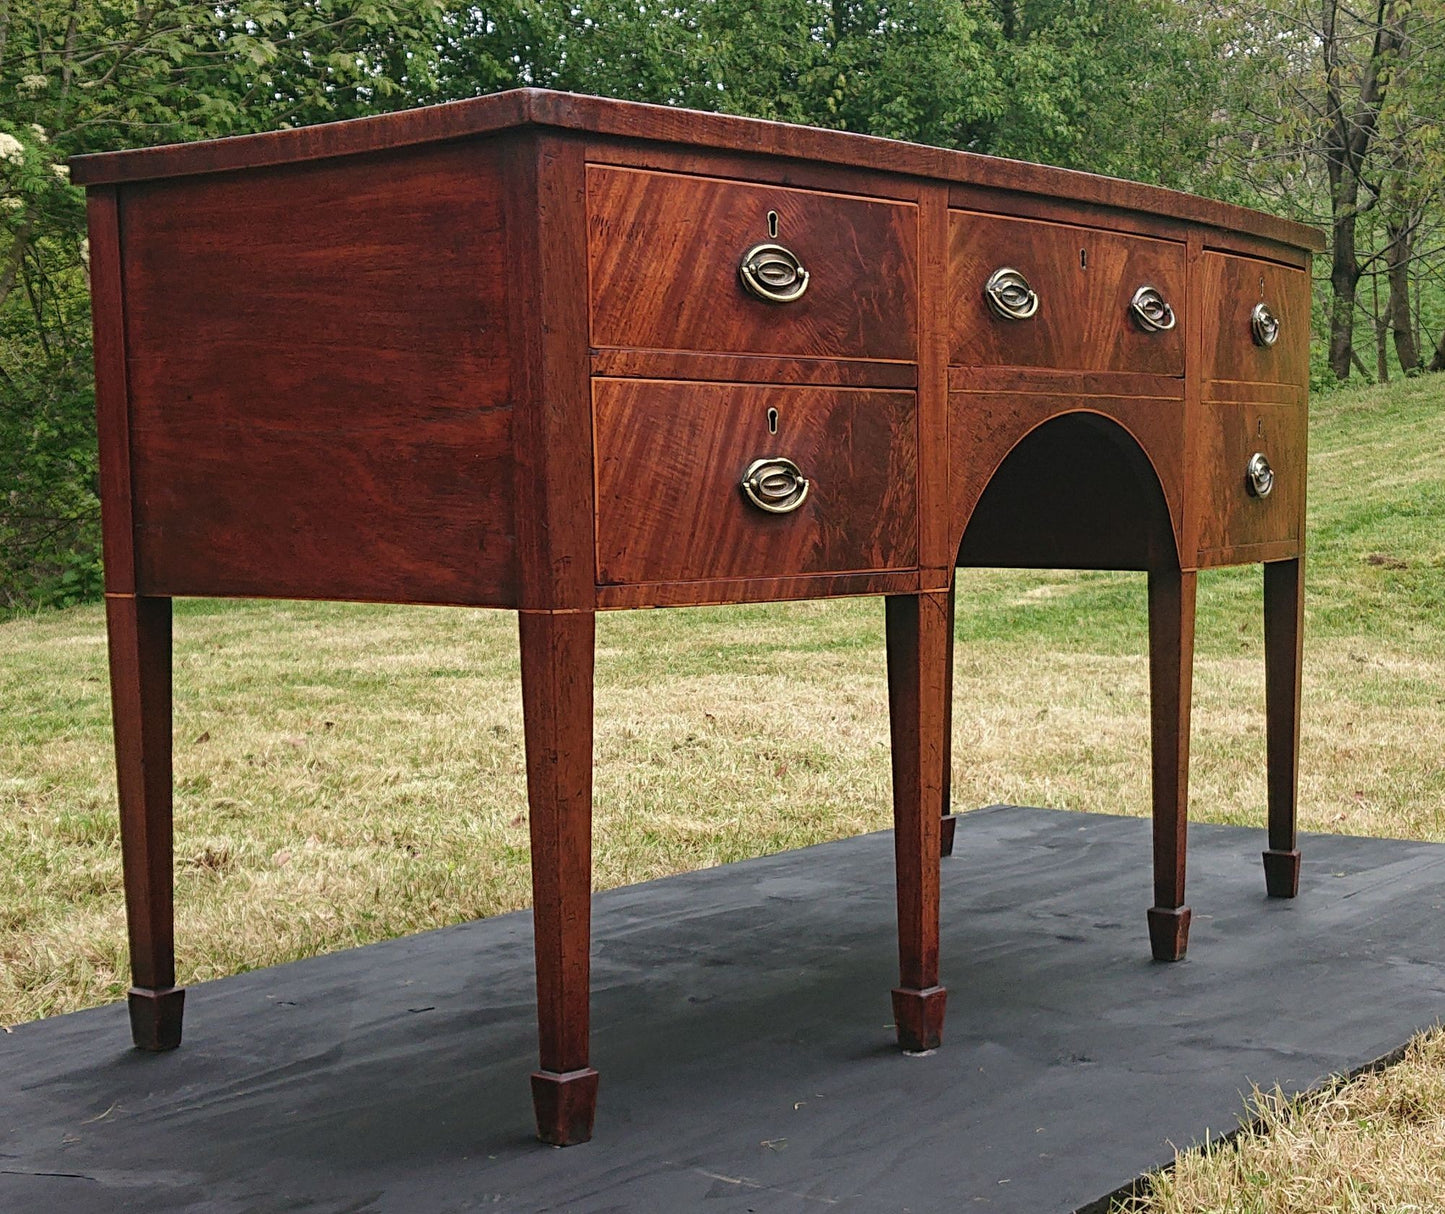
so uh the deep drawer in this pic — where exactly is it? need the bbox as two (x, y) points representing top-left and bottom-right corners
(950, 211), (1186, 376)
(587, 166), (918, 361)
(1194, 400), (1305, 560)
(1202, 253), (1311, 388)
(593, 380), (918, 585)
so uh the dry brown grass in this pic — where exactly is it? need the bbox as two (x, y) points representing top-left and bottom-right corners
(3, 375), (1444, 1209)
(1122, 1029), (1445, 1214)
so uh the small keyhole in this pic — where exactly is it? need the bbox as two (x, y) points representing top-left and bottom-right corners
(1080, 249), (1088, 269)
(1258, 418), (1264, 437)
(767, 211), (779, 239)
(767, 407), (779, 435)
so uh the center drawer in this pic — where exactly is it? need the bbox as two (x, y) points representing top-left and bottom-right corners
(950, 211), (1186, 376)
(593, 380), (918, 585)
(587, 166), (918, 361)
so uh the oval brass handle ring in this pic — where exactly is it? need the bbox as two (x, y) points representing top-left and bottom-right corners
(741, 457), (810, 514)
(984, 267), (1039, 321)
(739, 243), (810, 304)
(1130, 285), (1176, 332)
(1251, 302), (1281, 347)
(1246, 452), (1275, 498)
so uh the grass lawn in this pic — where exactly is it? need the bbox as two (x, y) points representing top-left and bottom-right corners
(3, 375), (1444, 1207)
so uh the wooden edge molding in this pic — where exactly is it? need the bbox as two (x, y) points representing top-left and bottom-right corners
(70, 89), (1324, 254)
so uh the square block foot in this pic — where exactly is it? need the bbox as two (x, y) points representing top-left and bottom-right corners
(531, 1067), (599, 1146)
(892, 985), (947, 1052)
(940, 815), (957, 858)
(1263, 849), (1301, 898)
(128, 986), (185, 1051)
(1147, 906), (1191, 962)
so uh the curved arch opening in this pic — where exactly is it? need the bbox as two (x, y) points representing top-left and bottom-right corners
(956, 412), (1177, 571)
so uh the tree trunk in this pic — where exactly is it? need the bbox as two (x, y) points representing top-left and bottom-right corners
(1327, 231), (1360, 380)
(1320, 0), (1408, 381)
(1385, 217), (1420, 373)
(1430, 327), (1445, 374)
(1372, 268), (1389, 382)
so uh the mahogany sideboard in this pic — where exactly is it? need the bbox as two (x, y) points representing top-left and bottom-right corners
(72, 89), (1322, 1147)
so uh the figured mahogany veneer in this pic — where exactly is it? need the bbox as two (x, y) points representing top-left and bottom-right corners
(593, 379), (917, 584)
(74, 89), (1322, 1148)
(950, 212), (1187, 376)
(588, 167), (918, 361)
(1202, 252), (1312, 389)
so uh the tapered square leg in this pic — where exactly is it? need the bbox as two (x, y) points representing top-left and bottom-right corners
(940, 579), (958, 859)
(1264, 558), (1305, 898)
(519, 610), (598, 1145)
(531, 1067), (600, 1147)
(885, 591), (950, 1051)
(1147, 568), (1196, 962)
(106, 594), (185, 1048)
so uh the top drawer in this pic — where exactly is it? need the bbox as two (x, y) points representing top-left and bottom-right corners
(1202, 252), (1311, 388)
(587, 166), (918, 361)
(950, 211), (1185, 376)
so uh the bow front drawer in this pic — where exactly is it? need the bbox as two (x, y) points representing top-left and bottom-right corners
(1193, 400), (1305, 562)
(950, 211), (1186, 376)
(1201, 253), (1311, 389)
(593, 380), (918, 585)
(587, 166), (918, 361)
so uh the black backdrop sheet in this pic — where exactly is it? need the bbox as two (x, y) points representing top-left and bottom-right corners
(4, 805), (1444, 1213)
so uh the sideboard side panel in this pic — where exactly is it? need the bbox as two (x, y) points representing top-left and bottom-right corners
(120, 140), (517, 606)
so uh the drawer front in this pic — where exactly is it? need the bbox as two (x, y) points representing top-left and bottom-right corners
(950, 211), (1186, 375)
(594, 380), (917, 585)
(1194, 400), (1304, 559)
(587, 166), (918, 361)
(1202, 253), (1311, 387)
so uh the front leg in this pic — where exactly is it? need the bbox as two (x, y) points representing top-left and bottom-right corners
(940, 578), (958, 858)
(1263, 558), (1304, 897)
(885, 591), (950, 1051)
(519, 609), (598, 1146)
(107, 593), (185, 1049)
(1146, 567), (1197, 962)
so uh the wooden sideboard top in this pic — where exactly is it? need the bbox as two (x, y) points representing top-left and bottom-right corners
(70, 87), (1323, 254)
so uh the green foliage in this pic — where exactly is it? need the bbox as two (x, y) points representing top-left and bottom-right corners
(0, 0), (444, 611)
(429, 0), (1224, 184)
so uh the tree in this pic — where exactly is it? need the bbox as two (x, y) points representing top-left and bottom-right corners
(1210, 0), (1445, 382)
(0, 0), (442, 609)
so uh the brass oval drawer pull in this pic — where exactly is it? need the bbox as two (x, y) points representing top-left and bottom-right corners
(1251, 302), (1281, 347)
(1246, 452), (1275, 498)
(739, 242), (810, 304)
(984, 267), (1039, 320)
(741, 456), (810, 514)
(1130, 285), (1176, 332)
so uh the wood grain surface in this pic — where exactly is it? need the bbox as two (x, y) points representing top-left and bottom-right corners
(588, 166), (918, 361)
(948, 393), (1184, 568)
(70, 89), (1325, 255)
(120, 141), (517, 606)
(950, 211), (1187, 376)
(593, 379), (918, 585)
(1201, 252), (1312, 387)
(1190, 400), (1305, 562)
